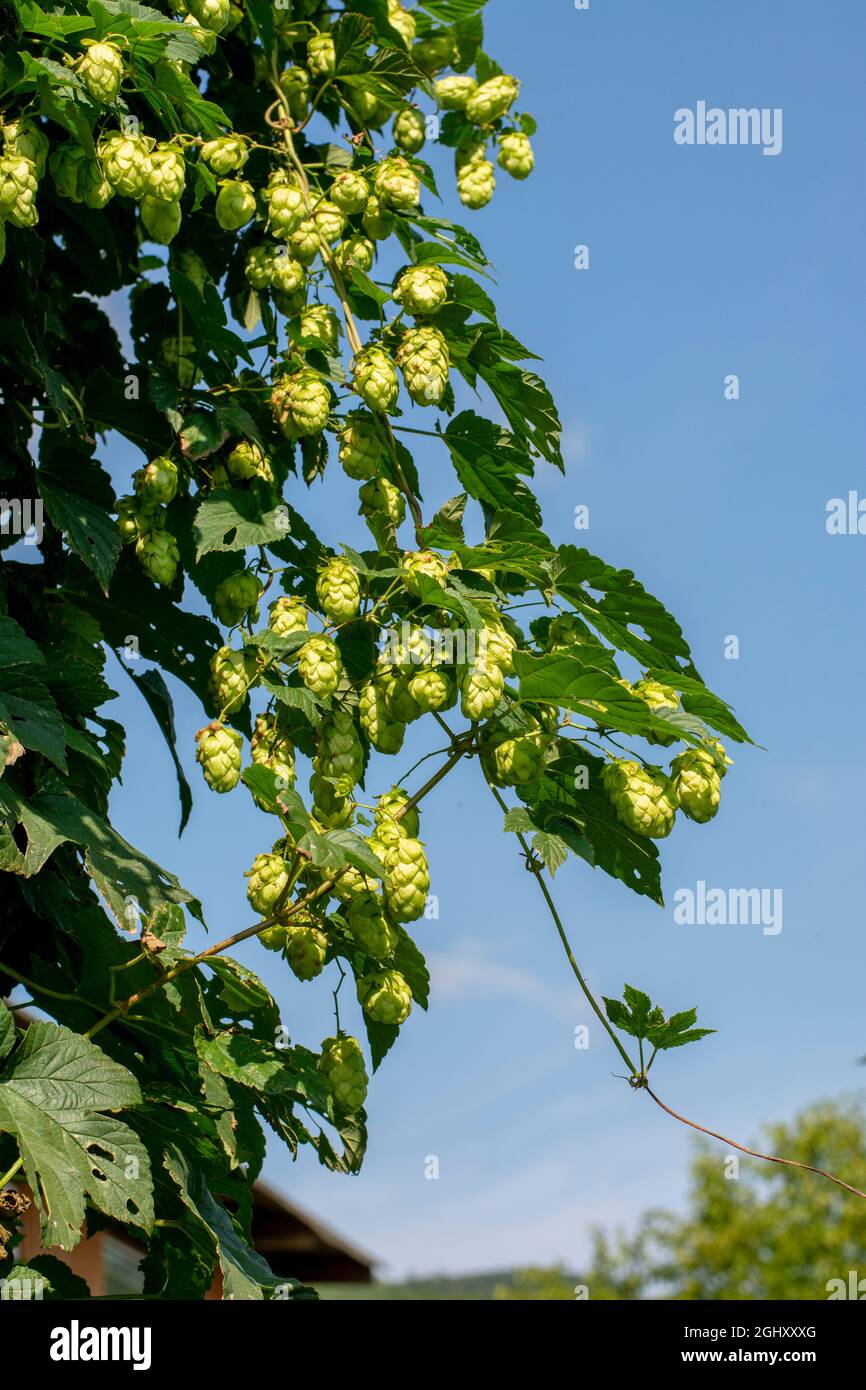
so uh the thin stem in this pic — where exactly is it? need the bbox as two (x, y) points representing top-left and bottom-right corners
(0, 1157), (23, 1189)
(0, 961), (82, 1003)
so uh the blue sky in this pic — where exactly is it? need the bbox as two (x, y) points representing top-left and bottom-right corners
(64, 0), (866, 1279)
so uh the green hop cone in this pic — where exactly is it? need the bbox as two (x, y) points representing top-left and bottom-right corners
(3, 119), (49, 177)
(351, 90), (392, 128)
(273, 287), (306, 318)
(297, 634), (342, 697)
(135, 529), (179, 586)
(359, 680), (406, 755)
(78, 41), (124, 103)
(266, 181), (306, 238)
(271, 369), (331, 438)
(546, 613), (585, 650)
(140, 194), (181, 244)
(289, 218), (320, 265)
(498, 131), (535, 180)
(316, 556), (361, 623)
(330, 170), (369, 215)
(393, 107), (426, 154)
(393, 264), (448, 316)
(374, 786), (420, 839)
(216, 179), (256, 230)
(386, 0), (416, 45)
(457, 154), (495, 210)
(269, 249), (305, 294)
(466, 74), (520, 126)
(162, 334), (199, 388)
(134, 456), (178, 508)
(182, 14), (217, 53)
(348, 891), (398, 960)
(412, 33), (454, 74)
(362, 194), (396, 241)
(671, 749), (721, 824)
(144, 145), (185, 201)
(408, 666), (455, 713)
(268, 594), (309, 637)
(300, 303), (340, 352)
(480, 621), (516, 676)
(314, 709), (364, 792)
(359, 477), (406, 530)
(373, 155), (421, 212)
(213, 571), (262, 627)
(435, 75), (478, 111)
(601, 759), (678, 839)
(379, 664), (423, 724)
(307, 33), (336, 79)
(310, 772), (354, 828)
(251, 714), (296, 792)
(319, 1036), (368, 1112)
(491, 733), (546, 786)
(98, 133), (150, 198)
(226, 439), (273, 483)
(461, 657), (504, 720)
(338, 413), (384, 481)
(395, 326), (450, 405)
(357, 968), (413, 1026)
(209, 645), (258, 715)
(280, 66), (311, 123)
(702, 737), (733, 778)
(400, 548), (450, 595)
(0, 155), (39, 228)
(353, 345), (399, 413)
(334, 235), (375, 274)
(246, 851), (291, 914)
(313, 199), (346, 244)
(187, 0), (230, 31)
(195, 721), (242, 793)
(382, 837), (429, 923)
(115, 496), (155, 546)
(200, 136), (248, 174)
(633, 678), (680, 746)
(285, 925), (328, 981)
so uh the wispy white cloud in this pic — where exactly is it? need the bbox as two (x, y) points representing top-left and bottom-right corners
(428, 943), (577, 1023)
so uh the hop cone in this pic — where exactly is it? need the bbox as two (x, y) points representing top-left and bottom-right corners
(703, 737), (733, 778)
(383, 837), (429, 923)
(268, 250), (305, 294)
(79, 42), (124, 103)
(357, 968), (413, 1025)
(286, 925), (328, 981)
(466, 74), (520, 125)
(251, 714), (296, 790)
(401, 549), (450, 595)
(116, 496), (152, 546)
(330, 170), (369, 214)
(300, 303), (340, 352)
(246, 852), (291, 914)
(359, 477), (406, 529)
(480, 622), (516, 677)
(396, 326), (449, 406)
(269, 595), (309, 637)
(289, 218), (320, 264)
(461, 657), (504, 720)
(144, 146), (185, 201)
(307, 33), (336, 79)
(386, 1), (416, 45)
(394, 265), (448, 316)
(313, 199), (346, 244)
(141, 195), (181, 244)
(281, 65), (310, 123)
(334, 235), (375, 274)
(134, 456), (178, 509)
(271, 369), (331, 438)
(435, 75), (477, 110)
(316, 556), (361, 623)
(362, 194), (396, 240)
(393, 108), (426, 154)
(498, 131), (535, 180)
(216, 179), (256, 230)
(245, 245), (275, 291)
(319, 1035), (368, 1111)
(409, 667), (454, 714)
(297, 634), (342, 697)
(196, 722), (242, 793)
(310, 772), (354, 828)
(187, 0), (230, 32)
(457, 156), (495, 210)
(671, 749), (721, 824)
(348, 891), (398, 959)
(136, 529), (179, 586)
(0, 155), (39, 227)
(314, 710), (364, 792)
(338, 412), (384, 480)
(209, 645), (259, 716)
(373, 155), (421, 212)
(492, 733), (546, 786)
(374, 786), (420, 839)
(98, 134), (150, 198)
(359, 680), (406, 755)
(213, 571), (261, 627)
(226, 439), (273, 482)
(200, 136), (247, 174)
(353, 345), (399, 413)
(3, 118), (49, 177)
(413, 34), (454, 74)
(380, 666), (422, 725)
(634, 678), (680, 746)
(602, 759), (677, 839)
(266, 182), (306, 238)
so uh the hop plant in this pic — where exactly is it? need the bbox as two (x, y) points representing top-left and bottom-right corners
(134, 456), (178, 509)
(435, 75), (478, 110)
(466, 74), (520, 126)
(285, 925), (329, 981)
(359, 680), (406, 755)
(161, 334), (199, 388)
(314, 709), (364, 792)
(456, 148), (495, 210)
(50, 143), (110, 208)
(408, 666), (455, 713)
(135, 529), (179, 586)
(393, 107), (426, 154)
(78, 42), (124, 104)
(187, 0), (231, 32)
(385, 1), (416, 46)
(246, 852), (291, 914)
(195, 721), (242, 793)
(313, 199), (346, 244)
(353, 345), (399, 413)
(338, 413), (384, 480)
(297, 634), (342, 697)
(268, 594), (309, 637)
(271, 369), (331, 438)
(382, 837), (429, 923)
(393, 264), (448, 316)
(316, 556), (361, 623)
(379, 666), (422, 724)
(671, 749), (721, 824)
(498, 131), (535, 180)
(350, 89), (391, 129)
(115, 495), (154, 546)
(251, 714), (296, 790)
(362, 193), (396, 241)
(395, 326), (450, 405)
(98, 133), (150, 198)
(357, 968), (413, 1025)
(491, 733), (546, 786)
(330, 170), (369, 215)
(200, 136), (248, 174)
(213, 571), (262, 627)
(481, 621), (516, 676)
(209, 645), (258, 715)
(143, 146), (185, 201)
(401, 549), (450, 595)
(300, 303), (340, 352)
(310, 772), (354, 828)
(289, 218), (320, 264)
(307, 33), (336, 79)
(334, 234), (375, 274)
(374, 786), (420, 839)
(266, 181), (306, 238)
(359, 477), (406, 529)
(461, 656), (504, 720)
(602, 759), (678, 840)
(413, 34), (455, 74)
(140, 195), (181, 244)
(3, 118), (49, 177)
(634, 678), (680, 746)
(269, 250), (305, 293)
(226, 439), (273, 483)
(348, 891), (398, 959)
(373, 155), (421, 211)
(319, 1035), (368, 1111)
(0, 155), (39, 227)
(215, 179), (256, 230)
(281, 66), (310, 123)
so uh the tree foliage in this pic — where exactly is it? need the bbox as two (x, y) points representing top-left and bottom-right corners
(0, 0), (747, 1297)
